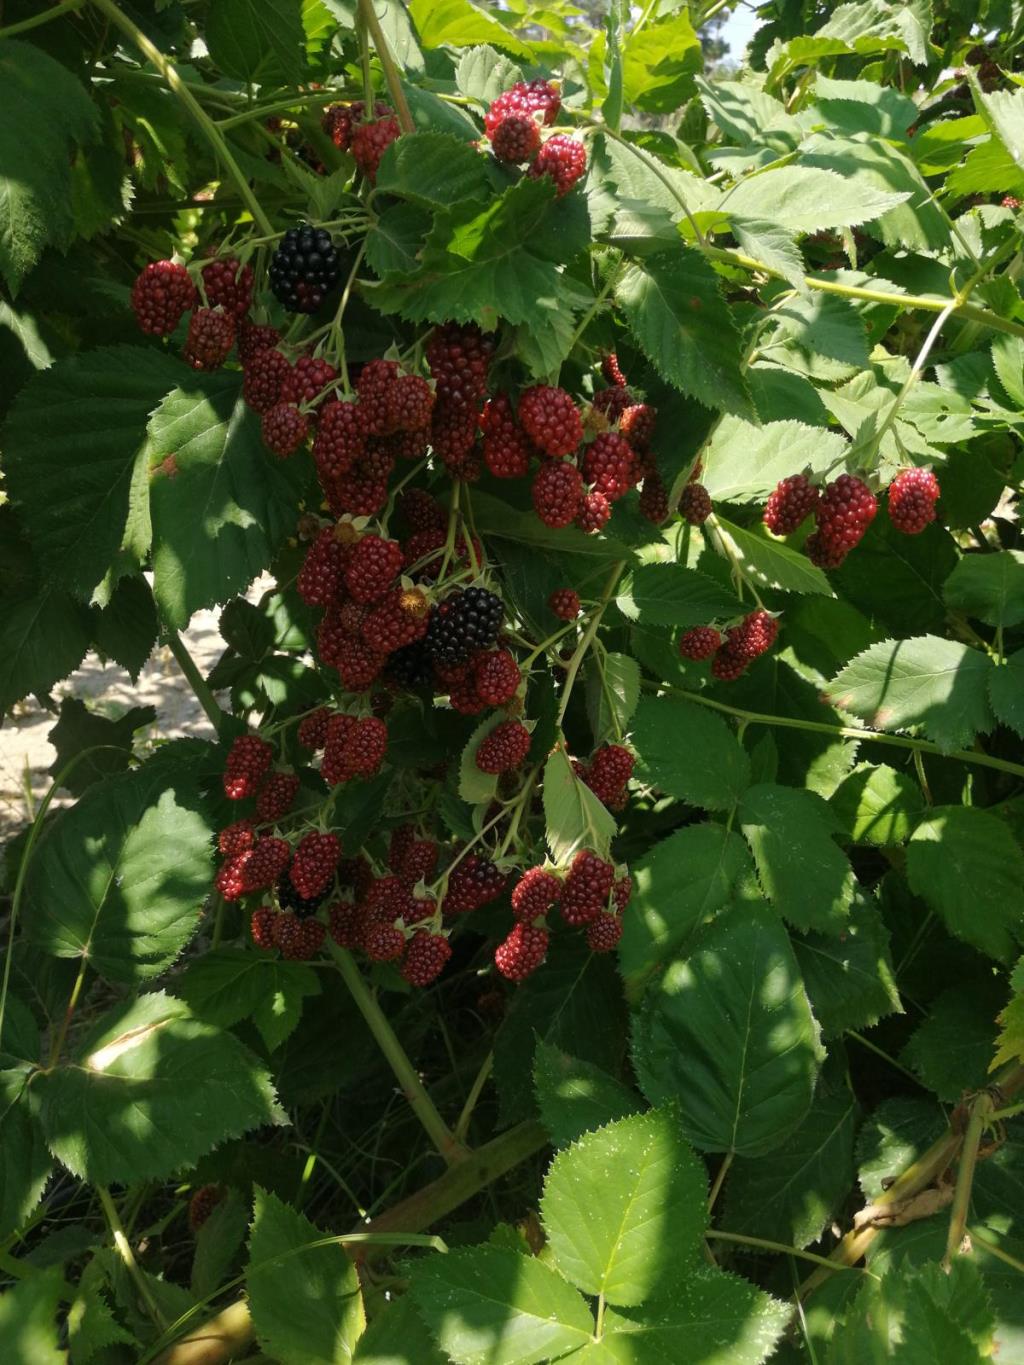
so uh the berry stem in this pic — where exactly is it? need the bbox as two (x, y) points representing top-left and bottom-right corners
(357, 0), (415, 134)
(651, 681), (1024, 781)
(98, 1185), (167, 1330)
(165, 630), (226, 731)
(0, 0), (83, 38)
(453, 1050), (494, 1144)
(705, 1229), (866, 1274)
(556, 561), (627, 728)
(942, 1090), (993, 1271)
(216, 89), (355, 130)
(87, 0), (275, 236)
(329, 943), (468, 1165)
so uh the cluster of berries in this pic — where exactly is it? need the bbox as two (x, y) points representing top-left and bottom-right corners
(322, 100), (401, 182)
(574, 743), (634, 810)
(482, 80), (588, 197)
(678, 608), (779, 681)
(495, 852), (631, 980)
(131, 256), (254, 369)
(763, 468), (940, 565)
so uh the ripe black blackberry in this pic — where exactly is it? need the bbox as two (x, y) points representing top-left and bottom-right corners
(277, 873), (330, 919)
(426, 588), (503, 665)
(269, 225), (342, 313)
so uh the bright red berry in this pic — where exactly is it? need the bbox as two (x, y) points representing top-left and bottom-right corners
(482, 393), (534, 479)
(807, 474), (878, 568)
(602, 353), (627, 386)
(344, 534), (404, 604)
(322, 99), (391, 150)
(549, 588), (581, 620)
(580, 488), (614, 536)
(586, 913), (623, 953)
(533, 460), (584, 528)
(511, 867), (561, 922)
(289, 832), (341, 900)
(679, 626), (722, 661)
(485, 80), (561, 138)
(560, 850), (615, 927)
(183, 307), (235, 370)
(764, 474), (820, 535)
(280, 355), (338, 410)
(218, 820), (255, 856)
(202, 258), (254, 319)
(243, 347), (291, 414)
(495, 923), (549, 980)
(583, 432), (638, 501)
(427, 323), (495, 408)
(519, 386), (583, 457)
(351, 112), (401, 183)
(529, 135), (587, 196)
(679, 482), (712, 525)
(256, 773), (300, 823)
(223, 735), (272, 800)
(476, 720), (531, 774)
(473, 649), (520, 706)
(250, 906), (276, 950)
(215, 856), (248, 901)
(444, 856), (507, 915)
(887, 468), (940, 534)
(1003, 194), (1022, 208)
(401, 931), (452, 986)
(262, 402), (309, 458)
(131, 260), (197, 335)
(298, 707), (331, 750)
(492, 115), (541, 163)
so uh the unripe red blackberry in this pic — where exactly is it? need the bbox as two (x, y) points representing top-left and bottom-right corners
(401, 931), (452, 985)
(324, 464), (390, 519)
(202, 258), (254, 319)
(613, 875), (632, 912)
(511, 866), (561, 922)
(679, 482), (712, 525)
(582, 432), (638, 501)
(592, 386), (634, 424)
(602, 353), (628, 387)
(1003, 194), (1022, 208)
(474, 648), (520, 705)
(575, 489), (612, 532)
(183, 308), (235, 370)
(586, 913), (623, 953)
(887, 468), (940, 534)
(711, 608), (779, 681)
(678, 626), (722, 661)
(218, 819), (255, 856)
(549, 588), (581, 621)
(397, 838), (439, 884)
(242, 836), (291, 892)
(322, 99), (391, 150)
(586, 745), (634, 804)
(482, 393), (534, 479)
(362, 919), (407, 962)
(352, 112), (401, 182)
(223, 735), (272, 800)
(256, 772), (300, 823)
(389, 374), (435, 432)
(328, 900), (363, 948)
(262, 402), (309, 458)
(250, 906), (276, 950)
(289, 831), (341, 900)
(132, 260), (197, 335)
(188, 1185), (224, 1232)
(313, 401), (366, 482)
(386, 825), (414, 871)
(400, 487), (446, 533)
(476, 720), (532, 774)
(519, 385), (583, 457)
(495, 923), (549, 980)
(533, 460), (584, 528)
(298, 707), (331, 750)
(560, 849), (615, 926)
(325, 627), (386, 691)
(331, 714), (388, 780)
(362, 587), (431, 654)
(448, 673), (486, 715)
(269, 224), (341, 314)
(808, 474), (877, 567)
(484, 80), (561, 137)
(243, 347), (291, 414)
(529, 135), (587, 196)
(280, 355), (338, 410)
(639, 472), (670, 524)
(297, 527), (347, 607)
(344, 534), (403, 604)
(763, 474), (819, 535)
(273, 911), (325, 960)
(444, 855), (507, 914)
(619, 403), (656, 450)
(215, 855), (248, 901)
(430, 401), (480, 474)
(355, 357), (400, 435)
(492, 115), (542, 163)
(238, 321), (281, 365)
(427, 323), (495, 408)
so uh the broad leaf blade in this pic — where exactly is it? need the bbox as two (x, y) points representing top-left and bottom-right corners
(632, 695), (750, 812)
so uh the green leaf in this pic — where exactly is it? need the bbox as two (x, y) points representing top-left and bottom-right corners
(147, 370), (306, 629)
(722, 1065), (858, 1249)
(615, 250), (752, 417)
(24, 764), (212, 983)
(375, 133), (493, 208)
(0, 579), (92, 713)
(248, 1188), (363, 1365)
(907, 807), (1024, 961)
(409, 1246), (594, 1364)
(542, 746), (617, 864)
(826, 636), (994, 752)
(990, 333), (1024, 408)
(45, 696), (155, 796)
(541, 1108), (708, 1306)
(68, 1269), (137, 1362)
(633, 902), (823, 1156)
(470, 489), (631, 561)
(454, 45), (521, 104)
(206, 0), (307, 85)
(632, 695), (750, 812)
(902, 980), (1007, 1102)
(622, 11), (702, 114)
(533, 1041), (641, 1148)
(458, 712), (504, 807)
(739, 783), (855, 933)
(833, 519), (958, 636)
(829, 762), (924, 846)
(993, 960), (1024, 1070)
(2, 347), (184, 596)
(408, 0), (532, 57)
(174, 949), (321, 1053)
(191, 1189), (249, 1301)
(37, 992), (282, 1184)
(857, 1097), (946, 1200)
(620, 824), (753, 1002)
(711, 517), (834, 596)
(718, 164), (909, 234)
(814, 74), (918, 139)
(732, 219), (807, 289)
(772, 293), (870, 370)
(365, 201), (431, 277)
(353, 1294), (448, 1363)
(601, 1266), (790, 1364)
(0, 1069), (52, 1241)
(616, 562), (743, 626)
(702, 417), (848, 504)
(0, 40), (99, 293)
(977, 84), (1024, 182)
(585, 651), (640, 745)
(988, 651), (1024, 738)
(792, 896), (902, 1038)
(92, 573), (159, 681)
(0, 1265), (65, 1365)
(944, 551), (1024, 628)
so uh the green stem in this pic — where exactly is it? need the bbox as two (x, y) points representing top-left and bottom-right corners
(707, 1152), (733, 1211)
(943, 1093), (993, 1269)
(165, 631), (225, 730)
(330, 945), (467, 1165)
(217, 89), (346, 130)
(970, 1228), (1024, 1275)
(652, 683), (1024, 781)
(358, 0), (414, 133)
(87, 0), (274, 235)
(706, 1229), (869, 1274)
(47, 959), (89, 1067)
(0, 0), (83, 38)
(556, 561), (627, 728)
(453, 1051), (493, 1144)
(98, 1186), (166, 1330)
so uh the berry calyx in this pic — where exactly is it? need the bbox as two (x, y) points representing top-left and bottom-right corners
(887, 468), (940, 534)
(495, 923), (549, 980)
(764, 474), (820, 535)
(678, 626), (722, 661)
(519, 386), (583, 457)
(476, 720), (532, 774)
(131, 260), (197, 335)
